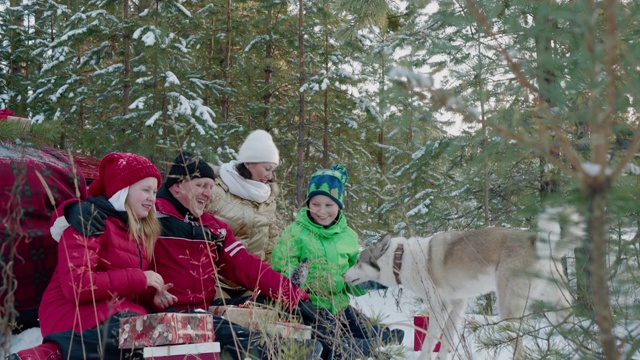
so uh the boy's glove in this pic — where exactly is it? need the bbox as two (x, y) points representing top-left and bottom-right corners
(65, 201), (107, 236)
(296, 300), (338, 337)
(355, 280), (388, 291)
(290, 258), (310, 288)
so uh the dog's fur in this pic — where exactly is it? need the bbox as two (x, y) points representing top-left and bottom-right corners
(343, 209), (581, 360)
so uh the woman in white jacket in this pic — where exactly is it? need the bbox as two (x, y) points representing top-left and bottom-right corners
(206, 130), (282, 299)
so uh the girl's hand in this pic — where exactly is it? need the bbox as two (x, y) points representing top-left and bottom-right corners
(144, 270), (166, 292)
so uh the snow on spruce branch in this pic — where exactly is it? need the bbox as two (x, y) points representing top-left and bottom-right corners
(133, 27), (160, 46)
(388, 66), (433, 88)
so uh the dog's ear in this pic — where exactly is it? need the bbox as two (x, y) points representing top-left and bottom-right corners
(378, 232), (395, 254)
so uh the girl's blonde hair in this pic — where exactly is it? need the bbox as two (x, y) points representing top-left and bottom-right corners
(125, 201), (161, 261)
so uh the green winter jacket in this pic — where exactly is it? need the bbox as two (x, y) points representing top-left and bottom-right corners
(272, 207), (366, 314)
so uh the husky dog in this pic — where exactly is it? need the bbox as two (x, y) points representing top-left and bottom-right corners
(343, 208), (582, 360)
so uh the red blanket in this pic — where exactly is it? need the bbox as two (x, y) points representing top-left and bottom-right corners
(0, 142), (97, 327)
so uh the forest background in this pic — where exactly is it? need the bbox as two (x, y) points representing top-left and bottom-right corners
(1, 0), (640, 358)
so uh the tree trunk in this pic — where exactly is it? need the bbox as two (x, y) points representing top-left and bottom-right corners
(588, 2), (620, 356)
(535, 2), (560, 196)
(323, 97), (329, 168)
(322, 31), (329, 168)
(205, 16), (216, 109)
(534, 3), (583, 314)
(123, 0), (130, 116)
(295, 0), (306, 208)
(376, 55), (386, 223)
(377, 59), (385, 175)
(478, 30), (493, 314)
(588, 189), (617, 359)
(263, 8), (273, 121)
(221, 0), (232, 122)
(8, 0), (26, 114)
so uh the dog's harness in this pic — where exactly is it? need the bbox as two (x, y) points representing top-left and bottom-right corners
(393, 244), (404, 285)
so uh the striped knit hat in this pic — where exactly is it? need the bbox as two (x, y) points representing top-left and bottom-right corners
(306, 165), (349, 209)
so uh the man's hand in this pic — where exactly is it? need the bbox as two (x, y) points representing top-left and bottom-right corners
(151, 283), (178, 309)
(65, 201), (107, 236)
(278, 284), (311, 312)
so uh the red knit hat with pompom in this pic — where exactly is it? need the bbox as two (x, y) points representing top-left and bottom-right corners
(88, 152), (162, 198)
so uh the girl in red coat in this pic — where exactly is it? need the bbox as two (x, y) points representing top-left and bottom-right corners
(10, 152), (174, 360)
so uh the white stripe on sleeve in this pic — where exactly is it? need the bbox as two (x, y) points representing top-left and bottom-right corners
(224, 241), (244, 257)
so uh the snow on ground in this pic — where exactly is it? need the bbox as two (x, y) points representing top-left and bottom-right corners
(352, 288), (514, 360)
(356, 287), (640, 360)
(6, 327), (43, 355)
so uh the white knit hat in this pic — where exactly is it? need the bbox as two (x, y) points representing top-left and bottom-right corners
(236, 130), (280, 164)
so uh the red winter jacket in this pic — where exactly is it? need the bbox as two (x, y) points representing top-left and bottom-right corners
(152, 193), (302, 311)
(39, 199), (151, 337)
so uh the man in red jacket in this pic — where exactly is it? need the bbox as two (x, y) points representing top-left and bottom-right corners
(152, 151), (310, 312)
(154, 152), (320, 359)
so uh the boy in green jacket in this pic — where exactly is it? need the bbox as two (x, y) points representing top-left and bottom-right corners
(272, 165), (403, 359)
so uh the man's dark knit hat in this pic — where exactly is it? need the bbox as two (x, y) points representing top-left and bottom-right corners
(164, 151), (215, 189)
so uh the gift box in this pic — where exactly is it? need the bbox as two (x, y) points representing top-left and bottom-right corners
(260, 322), (312, 340)
(0, 109), (31, 128)
(119, 313), (215, 349)
(413, 314), (441, 352)
(143, 342), (221, 360)
(208, 305), (278, 331)
(209, 305), (311, 339)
